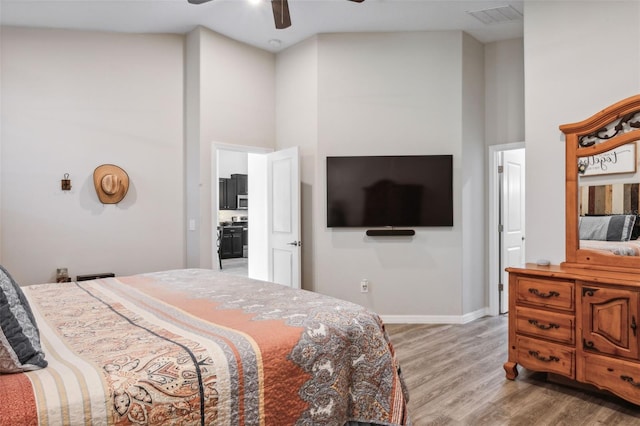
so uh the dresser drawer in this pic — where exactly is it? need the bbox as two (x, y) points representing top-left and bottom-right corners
(581, 353), (640, 405)
(515, 306), (575, 344)
(515, 276), (574, 311)
(517, 336), (575, 378)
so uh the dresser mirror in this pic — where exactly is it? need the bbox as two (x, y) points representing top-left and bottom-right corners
(561, 95), (640, 270)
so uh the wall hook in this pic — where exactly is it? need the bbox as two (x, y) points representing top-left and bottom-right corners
(61, 173), (72, 191)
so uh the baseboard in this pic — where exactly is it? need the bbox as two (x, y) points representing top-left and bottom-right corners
(461, 307), (491, 323)
(380, 307), (490, 325)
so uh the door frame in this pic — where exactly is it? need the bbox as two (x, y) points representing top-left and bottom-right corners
(488, 142), (525, 316)
(211, 142), (272, 270)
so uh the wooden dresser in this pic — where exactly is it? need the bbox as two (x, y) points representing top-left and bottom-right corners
(502, 95), (640, 405)
(504, 264), (640, 405)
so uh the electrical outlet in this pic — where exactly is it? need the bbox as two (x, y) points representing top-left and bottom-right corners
(360, 279), (369, 293)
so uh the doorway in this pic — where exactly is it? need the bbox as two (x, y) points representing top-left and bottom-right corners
(213, 143), (302, 289)
(214, 143), (270, 278)
(489, 143), (526, 316)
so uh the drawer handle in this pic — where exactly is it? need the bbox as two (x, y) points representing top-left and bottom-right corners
(632, 316), (637, 337)
(528, 319), (560, 330)
(621, 375), (640, 387)
(528, 350), (560, 363)
(528, 288), (560, 299)
(583, 339), (600, 352)
(529, 351), (560, 362)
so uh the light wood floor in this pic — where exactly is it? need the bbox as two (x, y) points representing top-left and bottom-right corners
(386, 316), (640, 425)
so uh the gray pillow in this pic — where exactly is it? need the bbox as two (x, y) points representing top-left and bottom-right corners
(579, 215), (637, 242)
(0, 265), (47, 373)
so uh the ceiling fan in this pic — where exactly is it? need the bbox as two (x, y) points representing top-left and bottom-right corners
(188, 0), (365, 30)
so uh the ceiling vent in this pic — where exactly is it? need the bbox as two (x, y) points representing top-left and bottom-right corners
(466, 5), (523, 25)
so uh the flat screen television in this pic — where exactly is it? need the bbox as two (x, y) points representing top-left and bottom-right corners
(326, 155), (453, 228)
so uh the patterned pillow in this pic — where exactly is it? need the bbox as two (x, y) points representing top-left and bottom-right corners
(0, 265), (47, 373)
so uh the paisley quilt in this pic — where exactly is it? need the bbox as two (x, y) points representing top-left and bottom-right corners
(0, 269), (409, 425)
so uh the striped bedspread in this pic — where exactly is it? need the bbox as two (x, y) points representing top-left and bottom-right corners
(0, 269), (409, 425)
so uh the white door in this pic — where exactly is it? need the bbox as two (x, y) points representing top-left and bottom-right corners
(500, 148), (526, 313)
(267, 146), (301, 288)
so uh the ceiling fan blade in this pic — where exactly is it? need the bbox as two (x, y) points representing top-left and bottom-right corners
(190, 0), (360, 29)
(271, 0), (291, 29)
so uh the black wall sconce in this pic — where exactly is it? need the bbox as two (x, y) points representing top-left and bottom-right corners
(61, 173), (71, 191)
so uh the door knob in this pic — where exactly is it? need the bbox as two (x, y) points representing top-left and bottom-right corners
(287, 241), (301, 247)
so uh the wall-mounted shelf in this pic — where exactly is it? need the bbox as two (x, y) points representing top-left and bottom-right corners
(366, 229), (415, 237)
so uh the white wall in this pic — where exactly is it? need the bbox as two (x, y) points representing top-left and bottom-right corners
(0, 23), (525, 320)
(185, 28), (202, 270)
(274, 31), (522, 320)
(524, 1), (640, 265)
(484, 37), (525, 316)
(1, 27), (184, 284)
(185, 27), (276, 270)
(485, 38), (524, 146)
(312, 32), (467, 318)
(461, 33), (486, 314)
(275, 36), (319, 291)
(218, 150), (247, 178)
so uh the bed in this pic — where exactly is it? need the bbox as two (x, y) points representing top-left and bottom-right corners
(0, 268), (409, 426)
(578, 213), (640, 256)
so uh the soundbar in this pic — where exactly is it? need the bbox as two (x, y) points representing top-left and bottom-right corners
(365, 229), (415, 237)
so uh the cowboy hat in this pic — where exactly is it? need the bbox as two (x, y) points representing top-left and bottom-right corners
(93, 164), (129, 204)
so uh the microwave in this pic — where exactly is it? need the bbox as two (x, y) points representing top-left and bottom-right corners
(237, 194), (248, 209)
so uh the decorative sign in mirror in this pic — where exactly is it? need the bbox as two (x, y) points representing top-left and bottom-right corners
(561, 95), (640, 270)
(578, 143), (636, 176)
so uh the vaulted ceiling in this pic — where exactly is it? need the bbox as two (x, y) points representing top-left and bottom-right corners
(0, 0), (524, 52)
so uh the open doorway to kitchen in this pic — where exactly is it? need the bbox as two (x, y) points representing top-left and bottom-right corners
(213, 143), (302, 289)
(214, 143), (271, 278)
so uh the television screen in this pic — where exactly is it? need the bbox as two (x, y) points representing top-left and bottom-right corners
(326, 155), (453, 228)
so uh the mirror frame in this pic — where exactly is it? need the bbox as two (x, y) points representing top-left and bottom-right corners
(560, 94), (640, 271)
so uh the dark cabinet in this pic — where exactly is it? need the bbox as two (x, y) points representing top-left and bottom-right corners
(219, 178), (237, 210)
(220, 226), (243, 259)
(232, 230), (244, 256)
(232, 174), (248, 195)
(219, 174), (248, 210)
